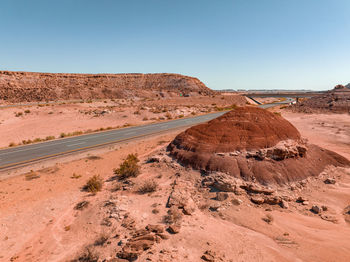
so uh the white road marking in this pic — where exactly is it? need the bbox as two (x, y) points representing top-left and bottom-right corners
(66, 142), (86, 147)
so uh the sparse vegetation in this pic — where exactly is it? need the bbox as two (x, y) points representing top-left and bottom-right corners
(71, 173), (82, 179)
(262, 213), (274, 224)
(94, 233), (108, 246)
(214, 104), (237, 111)
(24, 109), (31, 114)
(73, 246), (99, 262)
(25, 171), (40, 181)
(87, 155), (102, 160)
(137, 179), (158, 194)
(74, 201), (89, 210)
(83, 175), (103, 193)
(15, 112), (23, 117)
(114, 154), (140, 180)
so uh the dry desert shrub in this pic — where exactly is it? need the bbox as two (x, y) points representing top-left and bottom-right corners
(94, 232), (108, 246)
(114, 154), (140, 180)
(137, 179), (158, 194)
(87, 155), (102, 160)
(71, 246), (99, 262)
(74, 201), (89, 210)
(83, 175), (103, 193)
(71, 173), (82, 179)
(25, 171), (40, 181)
(262, 213), (274, 224)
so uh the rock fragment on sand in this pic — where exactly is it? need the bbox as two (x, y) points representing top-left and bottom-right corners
(324, 178), (336, 184)
(251, 196), (265, 204)
(168, 224), (181, 234)
(281, 200), (289, 209)
(216, 192), (228, 201)
(311, 205), (322, 214)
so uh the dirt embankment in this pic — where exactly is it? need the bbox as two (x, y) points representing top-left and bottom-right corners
(291, 87), (350, 114)
(168, 107), (350, 184)
(0, 71), (214, 103)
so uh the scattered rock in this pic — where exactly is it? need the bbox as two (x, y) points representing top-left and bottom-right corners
(231, 198), (242, 206)
(264, 195), (282, 205)
(311, 205), (322, 214)
(183, 198), (196, 215)
(168, 224), (181, 234)
(201, 250), (216, 261)
(320, 214), (338, 223)
(216, 192), (228, 201)
(251, 196), (265, 204)
(74, 200), (89, 210)
(324, 178), (336, 184)
(281, 200), (289, 209)
(146, 156), (161, 163)
(243, 184), (275, 195)
(117, 250), (138, 261)
(146, 224), (164, 234)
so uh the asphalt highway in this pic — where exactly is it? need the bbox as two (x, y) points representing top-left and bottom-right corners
(0, 100), (291, 170)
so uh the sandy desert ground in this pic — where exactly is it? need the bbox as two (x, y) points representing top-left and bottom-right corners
(0, 95), (247, 148)
(0, 108), (350, 262)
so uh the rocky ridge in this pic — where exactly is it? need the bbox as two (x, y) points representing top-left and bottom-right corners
(0, 71), (214, 103)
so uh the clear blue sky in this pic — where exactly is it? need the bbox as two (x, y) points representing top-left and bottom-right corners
(1, 0), (350, 90)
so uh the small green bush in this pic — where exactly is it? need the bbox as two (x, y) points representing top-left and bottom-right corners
(114, 154), (140, 180)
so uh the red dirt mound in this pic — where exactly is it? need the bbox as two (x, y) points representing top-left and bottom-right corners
(0, 71), (214, 103)
(169, 107), (301, 153)
(168, 107), (350, 184)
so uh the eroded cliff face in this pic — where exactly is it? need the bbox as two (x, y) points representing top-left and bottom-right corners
(0, 71), (213, 102)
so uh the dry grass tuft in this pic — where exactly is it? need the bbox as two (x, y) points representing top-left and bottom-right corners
(25, 171), (40, 181)
(94, 233), (108, 246)
(262, 213), (274, 224)
(83, 175), (103, 193)
(74, 201), (89, 210)
(72, 246), (99, 262)
(137, 180), (158, 194)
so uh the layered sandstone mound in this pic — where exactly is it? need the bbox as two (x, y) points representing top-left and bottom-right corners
(293, 86), (350, 113)
(0, 71), (213, 102)
(168, 107), (350, 184)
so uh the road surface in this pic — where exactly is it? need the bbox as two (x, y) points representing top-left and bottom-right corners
(0, 101), (290, 170)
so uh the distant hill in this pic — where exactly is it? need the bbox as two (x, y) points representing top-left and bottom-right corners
(292, 85), (350, 113)
(0, 71), (214, 103)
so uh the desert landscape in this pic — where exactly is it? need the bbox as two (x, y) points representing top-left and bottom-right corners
(1, 71), (350, 262)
